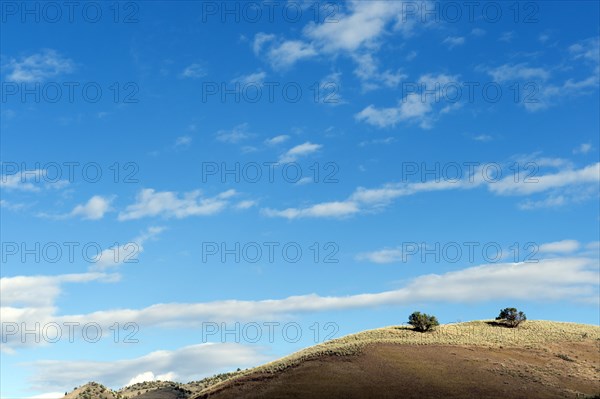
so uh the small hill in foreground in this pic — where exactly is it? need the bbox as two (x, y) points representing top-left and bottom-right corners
(65, 321), (600, 399)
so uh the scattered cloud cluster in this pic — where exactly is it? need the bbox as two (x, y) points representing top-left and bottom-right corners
(262, 161), (599, 218)
(355, 73), (461, 129)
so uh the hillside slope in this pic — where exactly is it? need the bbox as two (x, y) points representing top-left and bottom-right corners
(196, 320), (600, 399)
(63, 321), (600, 399)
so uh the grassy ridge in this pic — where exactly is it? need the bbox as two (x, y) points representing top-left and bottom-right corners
(199, 320), (600, 395)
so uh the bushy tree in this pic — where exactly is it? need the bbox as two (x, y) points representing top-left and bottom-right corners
(408, 311), (439, 332)
(496, 307), (526, 327)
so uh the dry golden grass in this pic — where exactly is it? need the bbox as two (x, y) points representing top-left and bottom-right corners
(200, 320), (600, 395)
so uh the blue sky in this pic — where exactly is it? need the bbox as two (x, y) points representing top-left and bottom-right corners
(1, 1), (599, 397)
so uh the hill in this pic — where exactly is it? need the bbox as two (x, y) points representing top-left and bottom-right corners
(64, 321), (600, 399)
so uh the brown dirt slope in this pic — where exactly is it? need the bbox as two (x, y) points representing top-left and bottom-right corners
(196, 321), (600, 399)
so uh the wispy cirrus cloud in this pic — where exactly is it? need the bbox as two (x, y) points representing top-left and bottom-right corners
(215, 123), (254, 144)
(442, 36), (465, 49)
(3, 49), (74, 82)
(0, 169), (69, 192)
(174, 135), (192, 149)
(180, 63), (206, 78)
(262, 161), (599, 219)
(264, 135), (290, 146)
(232, 70), (266, 85)
(92, 226), (165, 271)
(482, 38), (599, 112)
(573, 143), (593, 154)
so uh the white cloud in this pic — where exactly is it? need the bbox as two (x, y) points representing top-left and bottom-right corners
(303, 1), (408, 53)
(92, 226), (165, 271)
(69, 195), (114, 220)
(252, 34), (317, 69)
(1, 228), (164, 350)
(233, 71), (266, 85)
(527, 75), (600, 111)
(485, 39), (598, 112)
(127, 371), (157, 386)
(279, 1), (414, 81)
(352, 53), (406, 91)
(295, 177), (313, 185)
(4, 49), (74, 82)
(359, 239), (585, 264)
(0, 199), (26, 211)
(252, 33), (276, 55)
(216, 123), (253, 144)
(356, 73), (459, 129)
(471, 28), (486, 37)
(235, 200), (257, 210)
(12, 255), (599, 335)
(126, 371), (177, 387)
(1, 272), (113, 309)
(264, 39), (317, 69)
(253, 1), (424, 72)
(569, 37), (600, 66)
(279, 142), (322, 162)
(499, 31), (515, 42)
(180, 63), (206, 78)
(37, 195), (114, 220)
(355, 93), (433, 129)
(573, 143), (592, 154)
(118, 189), (237, 221)
(442, 36), (465, 49)
(473, 134), (493, 142)
(359, 137), (396, 146)
(538, 240), (581, 254)
(27, 343), (269, 393)
(174, 135), (192, 148)
(3, 246), (597, 353)
(356, 248), (403, 264)
(0, 169), (68, 192)
(262, 162), (599, 219)
(264, 135), (290, 145)
(486, 63), (550, 82)
(517, 195), (567, 210)
(489, 162), (599, 196)
(355, 103), (408, 128)
(262, 201), (359, 219)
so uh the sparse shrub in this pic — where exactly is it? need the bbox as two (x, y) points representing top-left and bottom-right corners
(557, 353), (575, 362)
(408, 311), (439, 332)
(496, 307), (526, 328)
